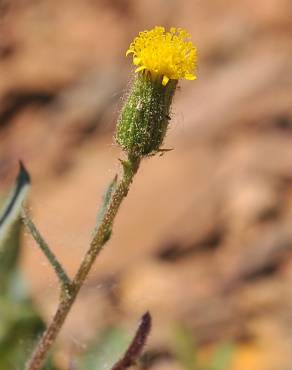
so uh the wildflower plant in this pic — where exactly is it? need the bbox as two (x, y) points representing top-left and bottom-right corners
(0, 26), (197, 370)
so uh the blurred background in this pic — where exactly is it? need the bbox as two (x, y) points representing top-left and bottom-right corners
(1, 0), (292, 369)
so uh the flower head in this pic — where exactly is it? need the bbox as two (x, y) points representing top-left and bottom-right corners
(126, 26), (197, 86)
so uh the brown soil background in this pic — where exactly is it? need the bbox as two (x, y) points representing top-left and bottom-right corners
(1, 0), (292, 369)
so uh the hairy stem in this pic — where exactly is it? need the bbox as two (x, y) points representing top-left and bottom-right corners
(24, 155), (140, 370)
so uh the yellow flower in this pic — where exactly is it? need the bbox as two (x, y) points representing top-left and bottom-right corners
(126, 26), (197, 86)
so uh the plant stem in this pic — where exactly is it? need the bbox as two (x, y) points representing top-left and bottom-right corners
(24, 155), (140, 370)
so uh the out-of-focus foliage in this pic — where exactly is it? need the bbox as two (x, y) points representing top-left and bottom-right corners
(173, 325), (234, 370)
(0, 192), (58, 370)
(76, 327), (130, 370)
(208, 343), (234, 370)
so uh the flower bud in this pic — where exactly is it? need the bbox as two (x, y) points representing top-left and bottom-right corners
(116, 74), (177, 157)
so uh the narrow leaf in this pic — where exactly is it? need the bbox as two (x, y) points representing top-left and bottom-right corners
(95, 174), (118, 230)
(0, 162), (30, 248)
(21, 208), (71, 287)
(111, 311), (152, 370)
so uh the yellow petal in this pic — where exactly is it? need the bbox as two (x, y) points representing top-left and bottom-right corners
(162, 75), (170, 86)
(185, 73), (197, 80)
(125, 26), (197, 83)
(133, 57), (141, 65)
(135, 65), (146, 73)
(126, 49), (134, 56)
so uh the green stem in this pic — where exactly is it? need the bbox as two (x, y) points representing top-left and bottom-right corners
(21, 208), (71, 287)
(24, 155), (140, 370)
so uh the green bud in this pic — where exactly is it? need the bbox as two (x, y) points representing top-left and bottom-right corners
(116, 73), (177, 158)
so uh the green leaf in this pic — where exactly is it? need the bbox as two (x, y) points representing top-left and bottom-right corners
(94, 174), (118, 232)
(0, 161), (30, 249)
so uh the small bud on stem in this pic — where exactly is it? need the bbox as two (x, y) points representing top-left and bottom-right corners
(116, 74), (177, 157)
